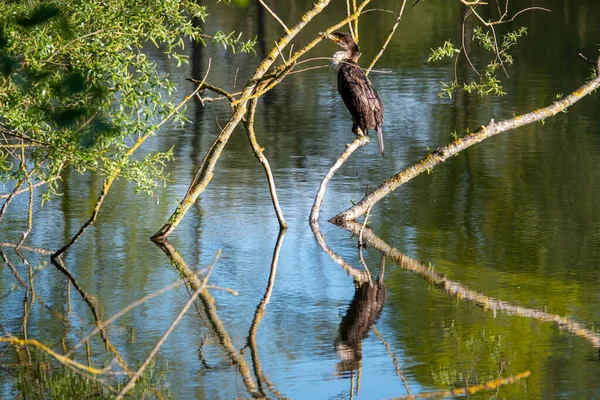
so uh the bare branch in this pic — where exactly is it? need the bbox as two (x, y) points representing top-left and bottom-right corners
(310, 135), (370, 223)
(244, 97), (288, 229)
(258, 0), (289, 33)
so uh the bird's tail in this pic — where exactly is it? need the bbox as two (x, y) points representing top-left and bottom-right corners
(377, 126), (384, 156)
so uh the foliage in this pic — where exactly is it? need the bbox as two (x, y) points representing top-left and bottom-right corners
(0, 1), (254, 201)
(428, 18), (528, 98)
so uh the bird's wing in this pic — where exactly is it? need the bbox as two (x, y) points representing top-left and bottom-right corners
(337, 62), (384, 131)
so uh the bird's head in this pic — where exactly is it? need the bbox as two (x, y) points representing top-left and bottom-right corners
(324, 32), (358, 52)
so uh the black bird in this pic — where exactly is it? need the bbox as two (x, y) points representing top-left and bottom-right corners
(325, 32), (385, 155)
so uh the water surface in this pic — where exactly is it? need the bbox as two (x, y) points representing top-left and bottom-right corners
(2, 0), (600, 398)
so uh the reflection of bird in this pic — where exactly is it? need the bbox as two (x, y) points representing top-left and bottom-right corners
(335, 268), (387, 372)
(325, 32), (385, 155)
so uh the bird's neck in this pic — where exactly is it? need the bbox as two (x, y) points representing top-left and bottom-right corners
(345, 46), (360, 62)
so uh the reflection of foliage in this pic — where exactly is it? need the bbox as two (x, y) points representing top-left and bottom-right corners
(14, 353), (173, 400)
(432, 321), (516, 392)
(0, 1), (254, 201)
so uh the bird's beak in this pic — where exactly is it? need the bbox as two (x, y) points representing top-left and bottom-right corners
(320, 32), (339, 43)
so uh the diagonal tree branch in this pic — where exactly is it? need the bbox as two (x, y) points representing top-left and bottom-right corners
(332, 56), (600, 223)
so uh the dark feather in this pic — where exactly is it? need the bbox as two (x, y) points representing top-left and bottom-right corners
(337, 61), (384, 151)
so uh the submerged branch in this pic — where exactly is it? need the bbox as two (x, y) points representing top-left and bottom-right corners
(0, 336), (125, 376)
(332, 56), (600, 223)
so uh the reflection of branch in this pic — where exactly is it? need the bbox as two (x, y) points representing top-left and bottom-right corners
(65, 266), (223, 358)
(51, 257), (131, 374)
(397, 370), (530, 399)
(337, 220), (600, 349)
(372, 326), (411, 395)
(333, 57), (600, 222)
(154, 240), (261, 397)
(116, 251), (220, 399)
(245, 228), (286, 398)
(310, 220), (368, 283)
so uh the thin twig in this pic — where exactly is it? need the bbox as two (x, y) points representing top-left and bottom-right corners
(258, 0), (289, 33)
(16, 146), (34, 249)
(346, 0), (356, 41)
(0, 178), (57, 199)
(366, 0), (407, 75)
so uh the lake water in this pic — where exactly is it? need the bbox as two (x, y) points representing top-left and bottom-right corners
(2, 0), (600, 398)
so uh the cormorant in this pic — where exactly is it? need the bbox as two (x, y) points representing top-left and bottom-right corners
(325, 32), (385, 155)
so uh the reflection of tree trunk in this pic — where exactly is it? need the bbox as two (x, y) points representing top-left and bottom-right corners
(153, 239), (262, 398)
(335, 267), (386, 372)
